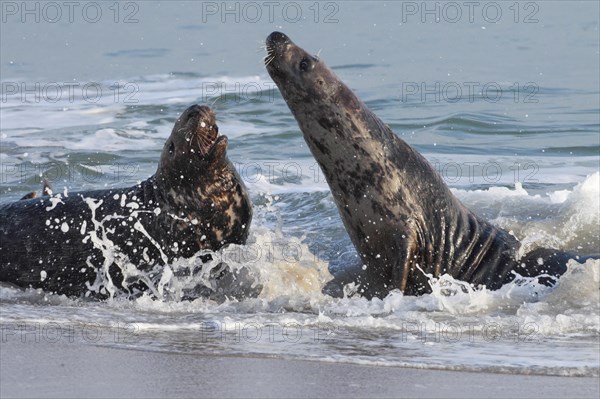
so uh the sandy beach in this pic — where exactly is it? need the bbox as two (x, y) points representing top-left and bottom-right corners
(1, 339), (598, 399)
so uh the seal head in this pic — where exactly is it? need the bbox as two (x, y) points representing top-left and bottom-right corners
(154, 104), (252, 256)
(266, 32), (357, 115)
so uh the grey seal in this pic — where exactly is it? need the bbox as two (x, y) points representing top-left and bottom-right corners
(0, 105), (256, 300)
(265, 31), (589, 298)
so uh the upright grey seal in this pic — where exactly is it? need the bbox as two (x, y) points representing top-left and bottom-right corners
(0, 105), (255, 300)
(265, 31), (583, 298)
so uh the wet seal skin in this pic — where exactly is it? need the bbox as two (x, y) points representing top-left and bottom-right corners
(0, 105), (257, 301)
(265, 31), (596, 299)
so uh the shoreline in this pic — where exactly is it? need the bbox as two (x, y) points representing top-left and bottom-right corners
(1, 340), (599, 399)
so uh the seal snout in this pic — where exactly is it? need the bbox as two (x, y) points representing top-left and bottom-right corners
(265, 31), (293, 67)
(264, 32), (294, 73)
(180, 104), (222, 157)
(266, 31), (291, 47)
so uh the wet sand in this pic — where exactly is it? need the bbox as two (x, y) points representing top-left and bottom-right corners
(1, 340), (598, 399)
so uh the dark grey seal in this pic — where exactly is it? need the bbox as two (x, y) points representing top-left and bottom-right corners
(0, 105), (256, 300)
(265, 31), (589, 299)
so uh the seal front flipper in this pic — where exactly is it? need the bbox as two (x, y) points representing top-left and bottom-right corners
(323, 236), (417, 299)
(322, 259), (366, 298)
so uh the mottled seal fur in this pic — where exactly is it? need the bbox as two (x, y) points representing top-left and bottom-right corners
(265, 32), (585, 298)
(0, 105), (255, 300)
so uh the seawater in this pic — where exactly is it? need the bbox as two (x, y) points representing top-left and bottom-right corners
(1, 1), (598, 376)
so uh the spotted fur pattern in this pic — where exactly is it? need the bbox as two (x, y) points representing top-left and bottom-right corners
(0, 105), (252, 298)
(266, 32), (570, 298)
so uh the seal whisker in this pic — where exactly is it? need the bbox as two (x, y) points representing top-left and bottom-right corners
(196, 132), (212, 156)
(264, 56), (275, 67)
(188, 131), (195, 150)
(195, 134), (206, 155)
(195, 128), (217, 156)
(184, 129), (194, 146)
(178, 127), (191, 140)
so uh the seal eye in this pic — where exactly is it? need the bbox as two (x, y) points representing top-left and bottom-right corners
(299, 58), (310, 72)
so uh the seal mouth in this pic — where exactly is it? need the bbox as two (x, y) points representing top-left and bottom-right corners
(194, 119), (220, 157)
(180, 105), (222, 158)
(207, 134), (227, 158)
